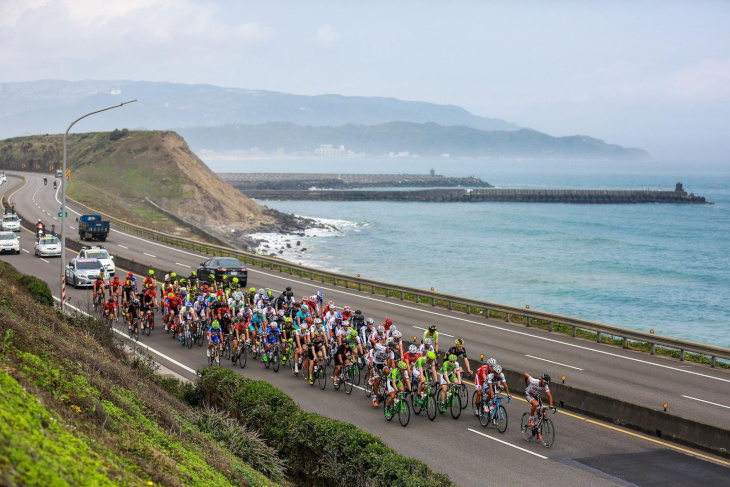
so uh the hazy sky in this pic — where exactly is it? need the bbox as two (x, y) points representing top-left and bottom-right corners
(2, 0), (729, 162)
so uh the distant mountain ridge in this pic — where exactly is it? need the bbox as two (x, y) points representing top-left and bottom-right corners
(0, 79), (519, 138)
(179, 121), (651, 161)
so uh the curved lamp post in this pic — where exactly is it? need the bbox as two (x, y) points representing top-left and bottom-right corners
(61, 100), (137, 313)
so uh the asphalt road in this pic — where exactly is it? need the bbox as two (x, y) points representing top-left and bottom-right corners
(2, 173), (729, 486)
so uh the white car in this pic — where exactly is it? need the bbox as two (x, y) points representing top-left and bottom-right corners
(0, 231), (20, 254)
(1, 213), (21, 232)
(65, 258), (103, 288)
(34, 235), (62, 257)
(78, 245), (115, 276)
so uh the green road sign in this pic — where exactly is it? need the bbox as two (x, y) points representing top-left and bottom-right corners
(57, 212), (68, 217)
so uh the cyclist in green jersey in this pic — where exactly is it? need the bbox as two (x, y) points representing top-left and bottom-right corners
(439, 354), (462, 412)
(422, 325), (439, 354)
(413, 351), (438, 398)
(385, 361), (411, 416)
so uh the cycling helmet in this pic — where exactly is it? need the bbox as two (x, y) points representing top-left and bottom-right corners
(328, 304), (336, 311)
(541, 374), (551, 383)
(448, 354), (457, 362)
(392, 331), (402, 339)
(487, 358), (497, 367)
(335, 312), (343, 321)
(426, 351), (437, 361)
(397, 361), (407, 370)
(198, 296), (204, 302)
(314, 318), (322, 325)
(127, 271), (133, 278)
(232, 277), (238, 283)
(494, 365), (503, 374)
(366, 318), (374, 325)
(250, 287), (256, 292)
(221, 275), (227, 281)
(344, 306), (352, 313)
(301, 304), (309, 312)
(211, 320), (220, 329)
(267, 290), (272, 296)
(377, 325), (385, 334)
(317, 291), (323, 298)
(387, 341), (397, 350)
(350, 329), (358, 338)
(355, 309), (362, 315)
(455, 338), (464, 346)
(310, 295), (317, 301)
(185, 301), (192, 307)
(278, 310), (285, 317)
(255, 309), (263, 316)
(306, 317), (314, 324)
(148, 269), (154, 276)
(233, 291), (243, 300)
(424, 338), (433, 346)
(313, 330), (321, 337)
(385, 318), (393, 326)
(284, 317), (293, 323)
(171, 272), (176, 278)
(408, 344), (417, 354)
(258, 288), (265, 295)
(107, 297), (114, 303)
(209, 274), (215, 280)
(167, 293), (174, 299)
(300, 323), (308, 331)
(428, 325), (437, 332)
(286, 286), (292, 291)
(270, 322), (278, 329)
(191, 271), (197, 276)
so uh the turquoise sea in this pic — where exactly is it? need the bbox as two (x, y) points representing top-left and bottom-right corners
(206, 157), (730, 347)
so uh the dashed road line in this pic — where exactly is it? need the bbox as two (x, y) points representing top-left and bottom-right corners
(176, 262), (191, 268)
(143, 252), (157, 258)
(525, 354), (584, 371)
(681, 395), (730, 410)
(119, 245), (129, 249)
(39, 258), (49, 263)
(468, 428), (548, 459)
(22, 249), (30, 254)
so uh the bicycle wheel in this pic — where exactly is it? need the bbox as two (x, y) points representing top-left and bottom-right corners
(186, 332), (192, 349)
(459, 384), (468, 410)
(541, 418), (555, 448)
(352, 365), (361, 386)
(224, 338), (231, 359)
(196, 332), (204, 347)
(398, 399), (410, 427)
(471, 391), (479, 417)
(426, 394), (437, 421)
(145, 321), (151, 336)
(365, 378), (373, 397)
(521, 413), (535, 442)
(495, 405), (508, 434)
(264, 351), (271, 369)
(207, 351), (213, 366)
(272, 349), (280, 373)
(238, 347), (247, 369)
(357, 355), (366, 370)
(334, 370), (342, 390)
(412, 393), (423, 415)
(344, 370), (353, 395)
(383, 401), (394, 422)
(450, 392), (462, 419)
(318, 367), (326, 390)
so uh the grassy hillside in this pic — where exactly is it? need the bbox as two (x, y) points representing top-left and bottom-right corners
(0, 261), (283, 487)
(0, 131), (278, 241)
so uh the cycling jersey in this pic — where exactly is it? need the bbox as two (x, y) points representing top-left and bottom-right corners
(403, 351), (421, 366)
(249, 314), (266, 331)
(525, 376), (550, 399)
(474, 365), (491, 388)
(334, 343), (351, 365)
(446, 345), (467, 358)
(265, 327), (281, 344)
(102, 302), (116, 314)
(423, 331), (438, 344)
(388, 368), (407, 384)
(440, 361), (460, 377)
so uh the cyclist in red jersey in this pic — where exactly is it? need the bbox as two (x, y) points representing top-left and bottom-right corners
(382, 317), (394, 332)
(102, 296), (118, 322)
(474, 358), (497, 409)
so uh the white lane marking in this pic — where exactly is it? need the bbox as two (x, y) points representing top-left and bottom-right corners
(54, 297), (196, 375)
(468, 428), (548, 459)
(118, 245), (129, 249)
(22, 249), (30, 253)
(175, 262), (191, 268)
(143, 252), (156, 258)
(69, 226), (75, 230)
(525, 354), (584, 371)
(247, 269), (730, 384)
(40, 258), (49, 263)
(413, 325), (454, 338)
(681, 395), (730, 410)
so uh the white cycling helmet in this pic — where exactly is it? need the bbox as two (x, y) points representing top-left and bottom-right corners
(424, 338), (433, 346)
(493, 364), (503, 374)
(377, 325), (385, 333)
(366, 318), (374, 325)
(408, 344), (417, 354)
(258, 288), (265, 295)
(487, 357), (497, 367)
(389, 325), (397, 333)
(392, 331), (402, 339)
(301, 304), (309, 312)
(314, 318), (322, 325)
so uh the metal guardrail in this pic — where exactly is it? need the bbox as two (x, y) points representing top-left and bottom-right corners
(5, 172), (730, 367)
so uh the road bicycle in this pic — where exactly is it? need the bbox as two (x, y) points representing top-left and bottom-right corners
(264, 341), (282, 372)
(232, 338), (247, 369)
(474, 390), (510, 432)
(411, 372), (437, 421)
(436, 382), (462, 419)
(128, 317), (139, 341)
(208, 343), (222, 367)
(384, 390), (411, 427)
(333, 358), (357, 394)
(311, 354), (327, 390)
(365, 367), (387, 404)
(520, 396), (557, 448)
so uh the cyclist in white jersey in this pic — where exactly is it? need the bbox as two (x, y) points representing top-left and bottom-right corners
(485, 365), (511, 413)
(525, 373), (554, 426)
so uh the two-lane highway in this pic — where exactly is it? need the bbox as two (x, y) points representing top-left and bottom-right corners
(3, 173), (729, 486)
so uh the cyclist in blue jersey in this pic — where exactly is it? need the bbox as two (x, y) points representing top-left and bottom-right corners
(247, 308), (267, 345)
(263, 321), (282, 363)
(207, 319), (223, 357)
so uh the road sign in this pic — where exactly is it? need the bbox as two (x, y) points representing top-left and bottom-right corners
(65, 168), (71, 179)
(57, 212), (68, 217)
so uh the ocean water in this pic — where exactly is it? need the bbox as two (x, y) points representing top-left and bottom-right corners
(206, 156), (730, 347)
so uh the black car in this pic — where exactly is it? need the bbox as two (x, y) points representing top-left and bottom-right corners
(198, 257), (248, 286)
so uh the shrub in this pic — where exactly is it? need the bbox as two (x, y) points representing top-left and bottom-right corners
(16, 274), (53, 307)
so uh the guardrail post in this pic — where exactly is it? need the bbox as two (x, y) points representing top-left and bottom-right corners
(358, 282), (362, 291)
(431, 297), (435, 307)
(385, 288), (389, 298)
(449, 301), (453, 311)
(466, 305), (471, 315)
(711, 356), (716, 368)
(310, 272), (314, 281)
(596, 332), (601, 343)
(505, 313), (510, 323)
(622, 337), (628, 349)
(320, 274), (324, 283)
(548, 321), (553, 332)
(400, 291), (403, 300)
(289, 267), (293, 275)
(485, 308), (489, 318)
(371, 286), (375, 295)
(650, 343), (655, 355)
(526, 317), (530, 327)
(415, 294), (419, 304)
(571, 326), (576, 337)
(680, 349), (685, 361)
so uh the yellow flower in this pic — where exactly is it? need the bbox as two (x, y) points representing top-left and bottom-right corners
(147, 482), (154, 486)
(71, 405), (82, 413)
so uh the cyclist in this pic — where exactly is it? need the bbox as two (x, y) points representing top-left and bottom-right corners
(280, 316), (296, 361)
(231, 316), (248, 363)
(102, 296), (118, 322)
(194, 295), (209, 322)
(164, 292), (181, 333)
(125, 297), (142, 336)
(109, 275), (122, 300)
(474, 358), (497, 412)
(403, 344), (421, 378)
(413, 351), (438, 398)
(369, 325), (387, 349)
(263, 321), (282, 363)
(296, 303), (311, 329)
(247, 308), (267, 350)
(422, 325), (439, 354)
(308, 330), (327, 385)
(439, 354), (462, 412)
(206, 319), (224, 358)
(384, 361), (411, 418)
(341, 305), (353, 323)
(92, 274), (105, 306)
(333, 336), (353, 386)
(369, 344), (393, 408)
(361, 318), (376, 348)
(446, 338), (473, 377)
(293, 322), (310, 376)
(486, 365), (510, 414)
(140, 289), (156, 332)
(418, 337), (435, 356)
(389, 330), (404, 361)
(525, 373), (554, 426)
(382, 317), (394, 333)
(178, 301), (198, 342)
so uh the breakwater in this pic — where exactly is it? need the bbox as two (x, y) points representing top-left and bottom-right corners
(241, 182), (709, 204)
(218, 171), (492, 190)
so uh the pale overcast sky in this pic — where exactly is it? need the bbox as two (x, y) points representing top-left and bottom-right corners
(1, 0), (729, 162)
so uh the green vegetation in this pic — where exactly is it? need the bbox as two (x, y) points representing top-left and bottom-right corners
(0, 261), (53, 307)
(187, 368), (453, 487)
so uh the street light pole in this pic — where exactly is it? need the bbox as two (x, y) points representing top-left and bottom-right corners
(61, 99), (137, 313)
